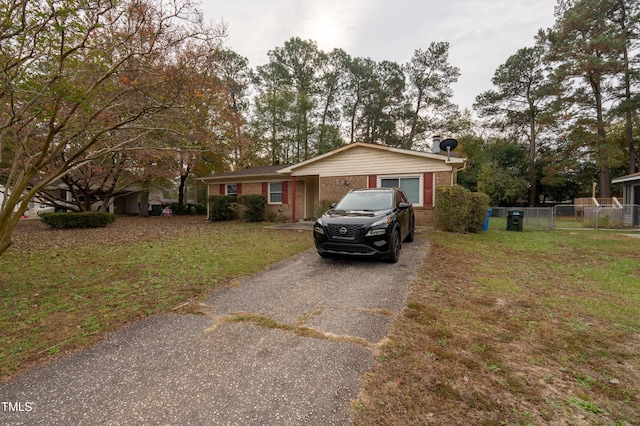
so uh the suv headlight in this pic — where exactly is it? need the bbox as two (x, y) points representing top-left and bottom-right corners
(366, 217), (390, 237)
(366, 228), (386, 237)
(314, 221), (325, 235)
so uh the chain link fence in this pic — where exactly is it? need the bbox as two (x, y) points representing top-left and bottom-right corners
(490, 207), (554, 231)
(488, 205), (640, 231)
(553, 204), (640, 230)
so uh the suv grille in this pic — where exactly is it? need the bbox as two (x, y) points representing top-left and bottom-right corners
(327, 224), (362, 239)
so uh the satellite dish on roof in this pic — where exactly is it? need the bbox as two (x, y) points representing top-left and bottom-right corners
(439, 138), (458, 152)
(439, 138), (458, 161)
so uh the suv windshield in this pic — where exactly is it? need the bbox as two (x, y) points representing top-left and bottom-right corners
(334, 191), (393, 211)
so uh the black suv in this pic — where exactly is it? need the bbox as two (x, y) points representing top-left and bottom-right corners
(313, 188), (415, 262)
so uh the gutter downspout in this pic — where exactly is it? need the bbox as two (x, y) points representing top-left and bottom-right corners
(450, 158), (468, 185)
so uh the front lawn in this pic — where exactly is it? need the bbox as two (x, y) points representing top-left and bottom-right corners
(3, 217), (639, 425)
(0, 216), (313, 380)
(352, 229), (640, 425)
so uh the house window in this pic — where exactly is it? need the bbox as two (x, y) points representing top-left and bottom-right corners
(226, 184), (237, 198)
(380, 176), (420, 205)
(269, 182), (283, 204)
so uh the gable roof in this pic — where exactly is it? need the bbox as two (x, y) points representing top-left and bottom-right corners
(277, 142), (465, 176)
(200, 164), (291, 183)
(612, 172), (640, 184)
(200, 142), (466, 183)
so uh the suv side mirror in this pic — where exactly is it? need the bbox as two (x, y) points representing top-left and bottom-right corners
(398, 202), (410, 210)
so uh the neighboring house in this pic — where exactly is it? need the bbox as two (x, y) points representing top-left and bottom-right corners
(612, 172), (640, 205)
(112, 186), (173, 215)
(0, 184), (22, 215)
(38, 181), (173, 215)
(201, 142), (467, 226)
(2, 180), (174, 217)
(0, 184), (52, 217)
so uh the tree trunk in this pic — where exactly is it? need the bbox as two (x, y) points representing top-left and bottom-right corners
(0, 188), (32, 257)
(528, 105), (537, 207)
(619, 0), (637, 173)
(590, 73), (611, 198)
(408, 87), (423, 145)
(624, 47), (637, 173)
(599, 163), (611, 198)
(139, 190), (149, 217)
(0, 210), (19, 257)
(178, 169), (189, 212)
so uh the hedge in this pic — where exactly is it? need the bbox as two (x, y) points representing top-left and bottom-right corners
(238, 194), (266, 222)
(435, 186), (490, 233)
(168, 202), (207, 215)
(467, 191), (491, 233)
(40, 212), (116, 229)
(435, 185), (469, 233)
(208, 195), (236, 221)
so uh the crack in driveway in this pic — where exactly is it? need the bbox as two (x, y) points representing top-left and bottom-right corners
(201, 303), (399, 349)
(202, 310), (378, 350)
(201, 243), (427, 347)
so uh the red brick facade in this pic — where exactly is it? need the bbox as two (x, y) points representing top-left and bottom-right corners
(314, 172), (454, 227)
(202, 143), (466, 228)
(208, 171), (454, 227)
(318, 175), (368, 203)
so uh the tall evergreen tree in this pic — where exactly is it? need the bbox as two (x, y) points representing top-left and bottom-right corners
(342, 57), (377, 144)
(269, 37), (322, 161)
(253, 60), (296, 165)
(475, 45), (552, 206)
(403, 42), (460, 150)
(610, 0), (640, 174)
(315, 48), (349, 154)
(543, 0), (627, 198)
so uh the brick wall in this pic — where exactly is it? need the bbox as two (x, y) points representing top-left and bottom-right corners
(241, 182), (261, 196)
(209, 184), (222, 196)
(414, 207), (435, 228)
(319, 175), (368, 203)
(210, 174), (442, 226)
(435, 171), (452, 186)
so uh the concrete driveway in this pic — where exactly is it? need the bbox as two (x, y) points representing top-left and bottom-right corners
(1, 240), (428, 425)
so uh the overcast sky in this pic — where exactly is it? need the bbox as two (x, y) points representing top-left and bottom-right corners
(200, 0), (559, 111)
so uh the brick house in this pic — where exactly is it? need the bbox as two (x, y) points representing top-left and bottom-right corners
(201, 142), (466, 226)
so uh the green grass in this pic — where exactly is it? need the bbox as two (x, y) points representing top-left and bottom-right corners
(352, 229), (640, 425)
(0, 220), (313, 379)
(3, 219), (640, 424)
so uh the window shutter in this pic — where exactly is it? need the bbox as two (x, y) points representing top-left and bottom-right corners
(368, 175), (377, 188)
(282, 181), (289, 204)
(219, 184), (225, 195)
(262, 182), (268, 200)
(423, 173), (434, 207)
(237, 183), (242, 195)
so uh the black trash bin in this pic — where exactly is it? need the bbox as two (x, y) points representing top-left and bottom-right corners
(506, 210), (524, 231)
(150, 204), (163, 216)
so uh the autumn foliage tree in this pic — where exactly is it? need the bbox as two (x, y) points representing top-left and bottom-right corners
(0, 0), (225, 256)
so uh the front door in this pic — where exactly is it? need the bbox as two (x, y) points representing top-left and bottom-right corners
(304, 175), (319, 220)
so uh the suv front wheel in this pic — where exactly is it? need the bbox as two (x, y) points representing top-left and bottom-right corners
(405, 216), (415, 242)
(387, 228), (401, 263)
